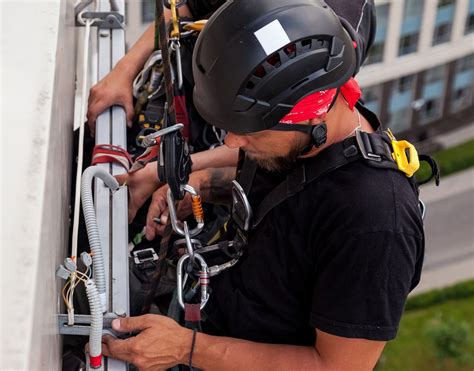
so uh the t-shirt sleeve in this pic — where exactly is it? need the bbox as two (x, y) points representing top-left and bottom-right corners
(310, 230), (423, 341)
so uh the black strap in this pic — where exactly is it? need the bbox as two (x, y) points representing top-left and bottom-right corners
(251, 132), (396, 228)
(238, 155), (258, 195)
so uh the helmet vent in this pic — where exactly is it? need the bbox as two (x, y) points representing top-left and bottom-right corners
(301, 39), (312, 49)
(284, 44), (297, 58)
(244, 38), (330, 93)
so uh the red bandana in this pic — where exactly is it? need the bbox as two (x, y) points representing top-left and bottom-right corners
(279, 78), (362, 124)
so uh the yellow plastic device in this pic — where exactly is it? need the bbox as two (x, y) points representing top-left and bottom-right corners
(386, 129), (420, 178)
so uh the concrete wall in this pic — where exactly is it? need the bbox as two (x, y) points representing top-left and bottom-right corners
(1, 0), (76, 369)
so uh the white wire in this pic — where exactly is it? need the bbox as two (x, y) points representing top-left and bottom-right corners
(69, 9), (98, 322)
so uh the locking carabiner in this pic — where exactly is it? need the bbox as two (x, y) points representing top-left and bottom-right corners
(176, 253), (210, 310)
(167, 184), (204, 237)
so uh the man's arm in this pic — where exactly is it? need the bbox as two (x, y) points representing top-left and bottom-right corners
(102, 315), (386, 371)
(87, 6), (193, 130)
(144, 166), (236, 240)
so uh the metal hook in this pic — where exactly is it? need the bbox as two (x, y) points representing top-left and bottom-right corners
(141, 123), (184, 147)
(167, 185), (205, 237)
(176, 253), (210, 310)
(170, 39), (183, 90)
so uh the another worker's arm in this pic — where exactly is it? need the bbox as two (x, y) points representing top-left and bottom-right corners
(118, 146), (239, 223)
(144, 165), (237, 240)
(102, 315), (385, 371)
(86, 6), (193, 131)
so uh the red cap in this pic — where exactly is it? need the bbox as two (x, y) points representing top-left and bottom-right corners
(90, 354), (102, 369)
(279, 78), (361, 124)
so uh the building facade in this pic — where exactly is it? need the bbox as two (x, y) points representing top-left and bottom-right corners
(125, 0), (474, 141)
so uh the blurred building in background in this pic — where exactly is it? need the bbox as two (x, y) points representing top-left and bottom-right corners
(125, 0), (474, 141)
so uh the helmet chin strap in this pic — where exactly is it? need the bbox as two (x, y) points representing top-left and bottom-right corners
(270, 88), (341, 152)
(271, 122), (328, 151)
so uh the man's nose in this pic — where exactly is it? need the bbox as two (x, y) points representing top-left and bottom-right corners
(225, 132), (248, 149)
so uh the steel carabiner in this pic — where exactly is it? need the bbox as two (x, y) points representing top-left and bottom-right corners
(170, 39), (183, 90)
(167, 184), (204, 237)
(176, 253), (210, 310)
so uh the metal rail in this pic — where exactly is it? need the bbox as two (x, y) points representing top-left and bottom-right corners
(93, 0), (128, 369)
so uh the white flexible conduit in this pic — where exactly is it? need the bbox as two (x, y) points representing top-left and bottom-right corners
(85, 279), (103, 368)
(82, 166), (120, 312)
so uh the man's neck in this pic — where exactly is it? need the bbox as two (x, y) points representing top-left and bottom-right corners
(301, 98), (373, 158)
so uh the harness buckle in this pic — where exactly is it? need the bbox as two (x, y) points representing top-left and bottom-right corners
(132, 248), (159, 267)
(355, 129), (382, 162)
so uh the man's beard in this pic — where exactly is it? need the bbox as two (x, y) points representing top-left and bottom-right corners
(245, 137), (310, 172)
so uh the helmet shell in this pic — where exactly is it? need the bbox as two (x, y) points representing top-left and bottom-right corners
(192, 0), (357, 134)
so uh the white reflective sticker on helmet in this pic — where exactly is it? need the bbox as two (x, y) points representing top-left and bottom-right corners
(254, 19), (291, 56)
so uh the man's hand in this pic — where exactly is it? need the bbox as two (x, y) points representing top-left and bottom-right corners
(145, 179), (200, 241)
(102, 314), (191, 371)
(87, 66), (135, 136)
(116, 163), (163, 223)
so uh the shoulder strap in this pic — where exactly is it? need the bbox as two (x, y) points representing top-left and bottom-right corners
(251, 131), (397, 228)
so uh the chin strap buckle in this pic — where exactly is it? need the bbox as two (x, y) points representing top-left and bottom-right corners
(310, 124), (327, 148)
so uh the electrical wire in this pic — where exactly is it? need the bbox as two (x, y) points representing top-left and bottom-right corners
(69, 2), (102, 323)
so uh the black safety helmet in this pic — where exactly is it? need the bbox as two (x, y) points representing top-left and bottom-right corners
(192, 0), (359, 135)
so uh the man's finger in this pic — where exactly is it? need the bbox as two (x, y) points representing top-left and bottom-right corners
(156, 208), (170, 237)
(124, 97), (135, 128)
(112, 315), (151, 333)
(146, 203), (161, 241)
(101, 337), (133, 361)
(115, 173), (128, 187)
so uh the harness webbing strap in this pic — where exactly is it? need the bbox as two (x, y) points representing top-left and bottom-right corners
(238, 154), (258, 195)
(249, 131), (397, 228)
(92, 144), (133, 171)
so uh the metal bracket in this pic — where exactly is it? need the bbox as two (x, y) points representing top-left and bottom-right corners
(58, 313), (122, 338)
(76, 12), (125, 29)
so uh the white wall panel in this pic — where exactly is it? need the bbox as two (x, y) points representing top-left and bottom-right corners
(1, 0), (76, 369)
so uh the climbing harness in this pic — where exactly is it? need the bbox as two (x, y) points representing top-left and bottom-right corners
(235, 105), (440, 233)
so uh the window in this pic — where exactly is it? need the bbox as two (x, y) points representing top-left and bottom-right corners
(142, 0), (155, 24)
(365, 4), (390, 65)
(399, 0), (424, 56)
(451, 54), (474, 112)
(433, 0), (455, 46)
(419, 65), (447, 124)
(387, 75), (417, 132)
(399, 34), (420, 56)
(466, 0), (474, 34)
(362, 85), (383, 117)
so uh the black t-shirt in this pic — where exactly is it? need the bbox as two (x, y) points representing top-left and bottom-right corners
(204, 109), (424, 345)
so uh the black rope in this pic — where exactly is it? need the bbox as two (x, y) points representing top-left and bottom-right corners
(154, 0), (177, 127)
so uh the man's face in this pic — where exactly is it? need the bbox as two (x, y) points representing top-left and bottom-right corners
(225, 129), (310, 172)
